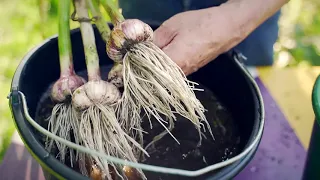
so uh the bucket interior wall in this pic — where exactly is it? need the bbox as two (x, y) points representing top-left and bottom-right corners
(15, 24), (259, 179)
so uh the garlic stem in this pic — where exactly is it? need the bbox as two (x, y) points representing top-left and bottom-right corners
(74, 0), (101, 81)
(100, 0), (124, 25)
(87, 0), (111, 43)
(58, 0), (74, 77)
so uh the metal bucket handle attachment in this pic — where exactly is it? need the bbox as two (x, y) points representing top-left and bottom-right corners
(10, 54), (265, 177)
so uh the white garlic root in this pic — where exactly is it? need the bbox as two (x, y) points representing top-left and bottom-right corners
(106, 19), (214, 147)
(72, 80), (148, 180)
(144, 117), (175, 152)
(46, 103), (81, 167)
(48, 74), (85, 162)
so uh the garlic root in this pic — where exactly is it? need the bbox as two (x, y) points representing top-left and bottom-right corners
(105, 19), (214, 146)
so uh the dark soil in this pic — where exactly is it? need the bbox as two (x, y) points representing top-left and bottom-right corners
(34, 65), (241, 180)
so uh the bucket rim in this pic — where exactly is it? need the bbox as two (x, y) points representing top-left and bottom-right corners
(9, 25), (265, 178)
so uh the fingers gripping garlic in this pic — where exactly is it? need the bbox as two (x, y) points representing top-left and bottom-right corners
(106, 19), (153, 62)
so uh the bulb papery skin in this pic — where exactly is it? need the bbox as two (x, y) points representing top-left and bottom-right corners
(106, 19), (153, 62)
(120, 19), (153, 42)
(72, 86), (93, 111)
(72, 80), (121, 111)
(108, 63), (123, 88)
(85, 80), (121, 104)
(89, 164), (103, 180)
(106, 39), (124, 63)
(51, 74), (86, 102)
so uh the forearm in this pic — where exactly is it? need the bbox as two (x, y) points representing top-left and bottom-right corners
(220, 0), (289, 38)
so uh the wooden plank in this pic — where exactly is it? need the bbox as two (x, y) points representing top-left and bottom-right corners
(0, 132), (45, 180)
(258, 66), (320, 149)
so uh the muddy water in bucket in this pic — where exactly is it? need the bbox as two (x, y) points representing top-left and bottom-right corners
(34, 63), (241, 180)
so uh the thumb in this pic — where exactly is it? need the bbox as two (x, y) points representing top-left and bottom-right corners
(153, 24), (177, 49)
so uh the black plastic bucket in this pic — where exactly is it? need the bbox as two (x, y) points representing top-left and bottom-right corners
(9, 23), (264, 180)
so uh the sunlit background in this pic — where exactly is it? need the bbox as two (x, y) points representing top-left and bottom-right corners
(0, 0), (319, 162)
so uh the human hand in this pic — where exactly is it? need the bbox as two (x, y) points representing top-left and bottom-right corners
(153, 6), (247, 75)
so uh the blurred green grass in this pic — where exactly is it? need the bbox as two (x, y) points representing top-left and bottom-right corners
(274, 0), (320, 67)
(0, 0), (319, 162)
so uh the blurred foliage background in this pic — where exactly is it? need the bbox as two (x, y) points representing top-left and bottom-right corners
(0, 0), (319, 162)
(274, 0), (320, 67)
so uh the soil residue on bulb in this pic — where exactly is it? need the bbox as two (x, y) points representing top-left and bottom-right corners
(35, 65), (241, 180)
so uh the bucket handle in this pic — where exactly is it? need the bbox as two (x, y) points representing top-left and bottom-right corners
(11, 58), (265, 176)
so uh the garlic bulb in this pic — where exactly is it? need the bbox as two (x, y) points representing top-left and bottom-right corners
(108, 63), (123, 88)
(72, 85), (93, 110)
(106, 19), (153, 62)
(85, 80), (121, 104)
(89, 164), (103, 180)
(72, 80), (121, 110)
(51, 74), (86, 102)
